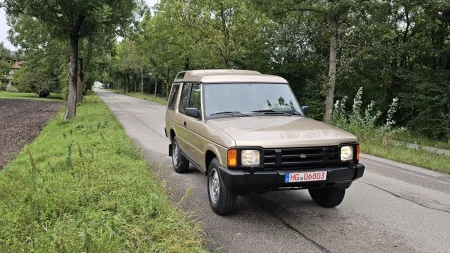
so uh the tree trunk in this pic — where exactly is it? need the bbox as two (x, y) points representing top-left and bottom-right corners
(324, 14), (338, 124)
(154, 74), (158, 97)
(140, 71), (144, 94)
(64, 34), (79, 120)
(166, 69), (171, 97)
(76, 57), (84, 103)
(184, 57), (190, 70)
(219, 3), (230, 69)
(134, 74), (137, 93)
(166, 79), (170, 98)
(223, 58), (229, 69)
(125, 74), (129, 93)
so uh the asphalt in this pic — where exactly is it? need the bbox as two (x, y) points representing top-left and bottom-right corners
(95, 89), (450, 253)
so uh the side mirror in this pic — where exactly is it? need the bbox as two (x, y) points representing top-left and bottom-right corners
(185, 108), (201, 119)
(301, 106), (310, 117)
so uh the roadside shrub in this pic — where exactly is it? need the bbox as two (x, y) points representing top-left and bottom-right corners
(331, 87), (398, 145)
(6, 83), (18, 92)
(382, 97), (399, 131)
(0, 81), (6, 90)
(14, 66), (58, 96)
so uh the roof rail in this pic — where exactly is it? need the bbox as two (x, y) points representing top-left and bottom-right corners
(175, 71), (187, 80)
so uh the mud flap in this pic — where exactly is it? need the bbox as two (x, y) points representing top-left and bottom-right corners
(168, 144), (173, 156)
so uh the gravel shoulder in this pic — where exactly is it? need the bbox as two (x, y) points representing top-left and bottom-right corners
(0, 99), (63, 169)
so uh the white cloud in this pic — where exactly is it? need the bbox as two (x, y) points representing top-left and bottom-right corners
(0, 0), (159, 50)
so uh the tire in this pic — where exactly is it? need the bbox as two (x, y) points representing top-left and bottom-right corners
(309, 187), (345, 208)
(207, 158), (237, 215)
(171, 137), (189, 173)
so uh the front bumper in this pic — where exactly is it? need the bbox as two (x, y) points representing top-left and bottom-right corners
(218, 163), (365, 193)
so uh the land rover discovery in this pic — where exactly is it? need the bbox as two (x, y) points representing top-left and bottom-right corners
(165, 69), (365, 215)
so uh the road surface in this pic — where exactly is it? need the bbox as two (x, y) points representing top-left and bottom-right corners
(96, 89), (450, 253)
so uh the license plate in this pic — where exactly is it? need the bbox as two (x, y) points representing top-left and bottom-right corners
(285, 171), (327, 183)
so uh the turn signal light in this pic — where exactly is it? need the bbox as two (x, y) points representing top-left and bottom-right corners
(356, 144), (360, 161)
(227, 149), (237, 167)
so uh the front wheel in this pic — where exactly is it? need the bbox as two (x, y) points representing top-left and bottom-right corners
(309, 187), (345, 208)
(207, 158), (237, 215)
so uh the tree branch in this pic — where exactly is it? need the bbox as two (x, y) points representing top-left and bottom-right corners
(274, 8), (326, 16)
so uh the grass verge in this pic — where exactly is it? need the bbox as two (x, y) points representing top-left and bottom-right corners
(0, 91), (62, 101)
(113, 89), (168, 105)
(358, 134), (450, 174)
(0, 94), (206, 252)
(392, 130), (450, 151)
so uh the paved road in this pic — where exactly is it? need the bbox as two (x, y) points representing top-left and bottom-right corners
(96, 89), (450, 253)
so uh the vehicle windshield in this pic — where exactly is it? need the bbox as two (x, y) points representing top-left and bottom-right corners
(204, 83), (302, 117)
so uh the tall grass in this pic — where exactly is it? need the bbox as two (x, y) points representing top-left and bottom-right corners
(392, 130), (450, 150)
(332, 88), (450, 174)
(0, 95), (206, 252)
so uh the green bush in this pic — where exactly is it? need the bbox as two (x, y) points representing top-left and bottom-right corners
(0, 80), (6, 90)
(331, 87), (396, 135)
(6, 83), (18, 92)
(331, 87), (401, 147)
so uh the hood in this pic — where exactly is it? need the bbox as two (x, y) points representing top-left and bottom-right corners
(208, 116), (357, 148)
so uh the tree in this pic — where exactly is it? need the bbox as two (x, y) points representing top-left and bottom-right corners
(77, 30), (117, 102)
(136, 9), (189, 96)
(3, 0), (141, 119)
(13, 64), (57, 97)
(7, 15), (67, 96)
(116, 40), (145, 93)
(0, 43), (11, 88)
(175, 0), (271, 69)
(254, 0), (377, 123)
(127, 0), (271, 97)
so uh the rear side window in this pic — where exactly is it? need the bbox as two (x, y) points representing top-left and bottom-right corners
(178, 83), (192, 114)
(167, 84), (180, 110)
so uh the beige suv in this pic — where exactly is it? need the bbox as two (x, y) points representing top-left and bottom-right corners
(165, 70), (365, 215)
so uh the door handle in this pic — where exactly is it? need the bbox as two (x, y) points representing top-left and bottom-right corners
(183, 121), (187, 127)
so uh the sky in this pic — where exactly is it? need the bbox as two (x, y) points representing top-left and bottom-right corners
(0, 0), (158, 51)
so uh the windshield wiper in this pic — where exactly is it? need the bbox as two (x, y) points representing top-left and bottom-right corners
(252, 109), (303, 116)
(209, 111), (251, 117)
(251, 109), (292, 116)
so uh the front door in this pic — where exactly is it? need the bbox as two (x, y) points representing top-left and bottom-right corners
(175, 83), (192, 157)
(184, 83), (203, 165)
(176, 83), (202, 164)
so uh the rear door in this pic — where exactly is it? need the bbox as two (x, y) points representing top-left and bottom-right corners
(166, 83), (181, 134)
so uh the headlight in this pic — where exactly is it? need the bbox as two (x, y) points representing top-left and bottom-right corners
(241, 150), (260, 166)
(341, 146), (353, 161)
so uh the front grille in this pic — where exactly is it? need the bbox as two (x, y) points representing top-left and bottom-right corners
(263, 146), (340, 170)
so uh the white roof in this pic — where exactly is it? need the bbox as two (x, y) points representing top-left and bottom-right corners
(174, 69), (288, 84)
